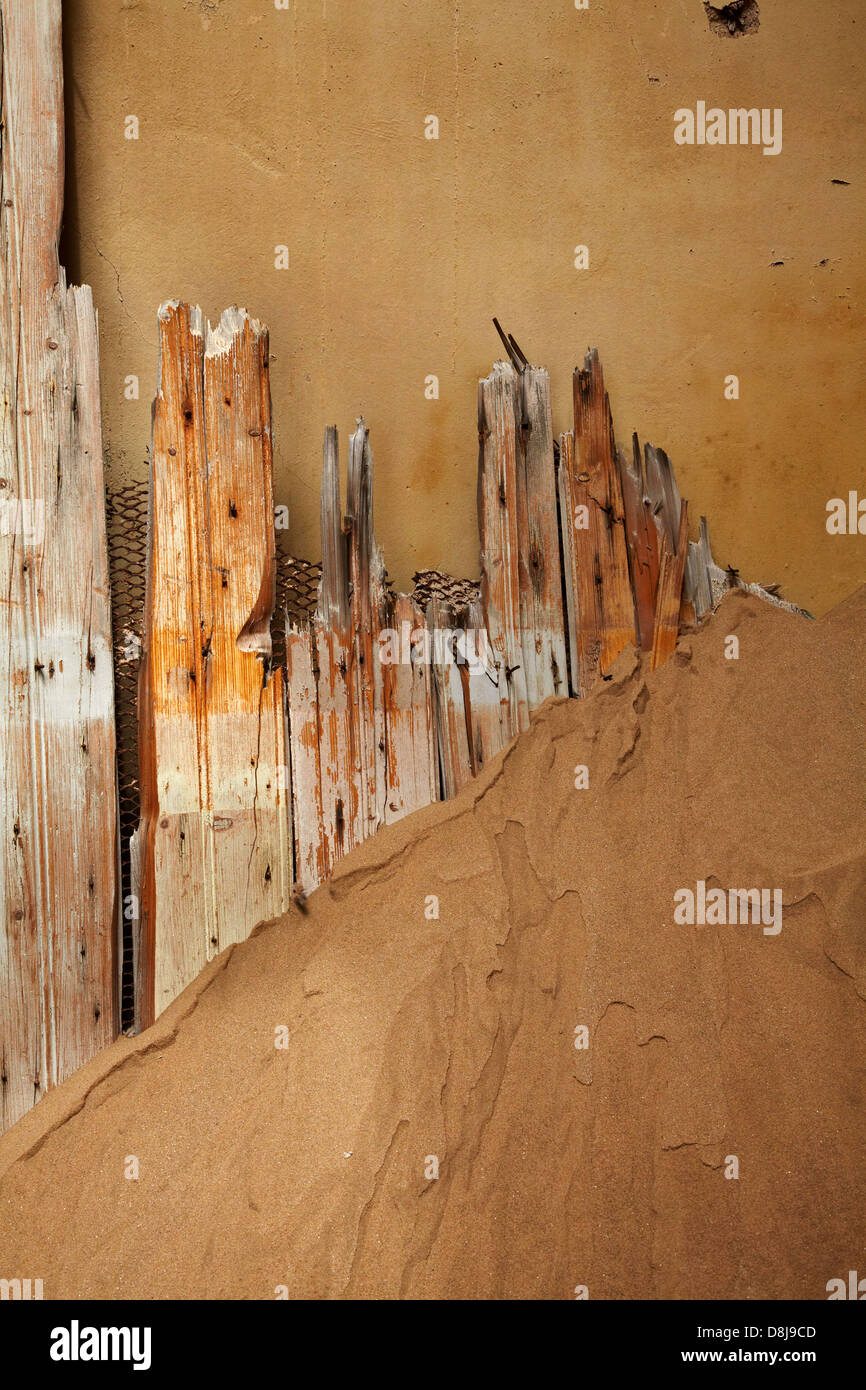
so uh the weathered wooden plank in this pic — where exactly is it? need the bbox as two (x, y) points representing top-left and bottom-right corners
(644, 442), (682, 557)
(134, 303), (290, 1027)
(0, 0), (117, 1130)
(617, 435), (660, 651)
(651, 501), (690, 672)
(477, 362), (529, 739)
(686, 519), (716, 623)
(285, 621), (324, 893)
(313, 426), (358, 874)
(460, 594), (505, 776)
(347, 419), (387, 841)
(642, 441), (703, 627)
(517, 366), (569, 707)
(427, 596), (473, 799)
(556, 430), (582, 697)
(569, 350), (637, 694)
(381, 594), (438, 824)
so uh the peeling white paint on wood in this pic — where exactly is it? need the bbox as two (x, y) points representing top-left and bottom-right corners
(516, 366), (569, 708)
(0, 0), (117, 1132)
(478, 362), (530, 739)
(134, 301), (290, 1028)
(382, 595), (438, 823)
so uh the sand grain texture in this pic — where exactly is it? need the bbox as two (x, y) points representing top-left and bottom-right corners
(1, 590), (864, 1300)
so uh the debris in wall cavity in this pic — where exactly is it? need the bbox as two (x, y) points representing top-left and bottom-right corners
(704, 1), (760, 37)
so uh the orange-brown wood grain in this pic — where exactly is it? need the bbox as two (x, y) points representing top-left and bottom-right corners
(516, 367), (569, 708)
(569, 350), (638, 694)
(618, 435), (660, 652)
(478, 363), (530, 738)
(651, 501), (690, 672)
(134, 303), (289, 1027)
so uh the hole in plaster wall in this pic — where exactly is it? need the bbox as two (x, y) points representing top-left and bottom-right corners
(704, 1), (760, 37)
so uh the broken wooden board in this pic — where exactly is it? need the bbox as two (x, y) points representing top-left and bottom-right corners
(556, 430), (582, 697)
(567, 350), (638, 695)
(312, 426), (359, 876)
(644, 443), (682, 556)
(427, 596), (473, 799)
(285, 620), (325, 895)
(286, 425), (438, 887)
(478, 363), (530, 739)
(617, 435), (660, 651)
(347, 420), (387, 841)
(651, 501), (690, 672)
(381, 595), (438, 824)
(460, 593), (506, 777)
(516, 366), (570, 707)
(0, 0), (117, 1132)
(133, 303), (290, 1028)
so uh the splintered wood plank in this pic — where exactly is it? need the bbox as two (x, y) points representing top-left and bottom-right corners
(382, 595), (438, 824)
(313, 426), (358, 873)
(478, 362), (529, 739)
(686, 527), (714, 624)
(346, 419), (387, 841)
(644, 443), (682, 554)
(556, 430), (581, 697)
(286, 621), (324, 893)
(642, 441), (691, 623)
(569, 349), (637, 693)
(135, 302), (290, 1027)
(461, 594), (505, 776)
(0, 0), (117, 1132)
(427, 597), (473, 799)
(517, 367), (569, 707)
(651, 501), (690, 672)
(687, 515), (728, 620)
(617, 434), (660, 651)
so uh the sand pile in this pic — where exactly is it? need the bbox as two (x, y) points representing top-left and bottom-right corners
(1, 588), (864, 1300)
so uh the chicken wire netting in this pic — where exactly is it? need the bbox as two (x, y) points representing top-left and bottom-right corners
(106, 487), (327, 1031)
(411, 569), (480, 609)
(105, 483), (148, 1032)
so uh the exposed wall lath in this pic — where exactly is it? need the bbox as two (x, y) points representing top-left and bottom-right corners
(278, 334), (800, 905)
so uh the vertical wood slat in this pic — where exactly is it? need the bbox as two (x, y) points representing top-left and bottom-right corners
(382, 594), (438, 824)
(567, 350), (637, 695)
(285, 621), (324, 894)
(478, 363), (530, 740)
(313, 426), (358, 876)
(516, 367), (569, 707)
(556, 430), (581, 697)
(617, 434), (660, 651)
(687, 515), (728, 622)
(347, 420), (387, 842)
(0, 0), (117, 1131)
(651, 501), (690, 671)
(427, 596), (473, 799)
(644, 443), (683, 554)
(288, 421), (437, 884)
(461, 594), (505, 777)
(134, 303), (290, 1028)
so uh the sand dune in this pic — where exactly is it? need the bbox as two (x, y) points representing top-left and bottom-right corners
(1, 588), (864, 1299)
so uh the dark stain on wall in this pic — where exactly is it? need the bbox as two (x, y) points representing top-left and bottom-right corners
(704, 1), (760, 37)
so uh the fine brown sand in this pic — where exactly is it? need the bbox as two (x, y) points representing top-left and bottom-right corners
(1, 588), (864, 1300)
